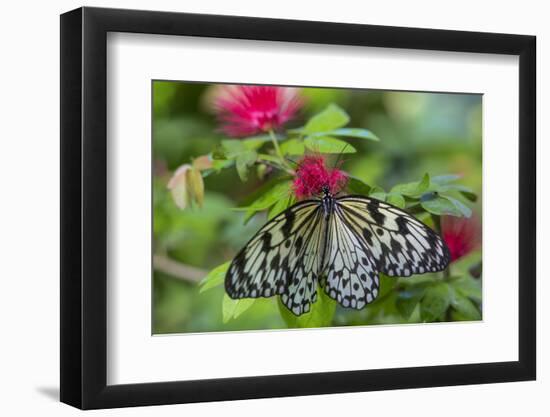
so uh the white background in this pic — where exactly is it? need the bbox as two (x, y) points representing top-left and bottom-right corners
(0, 0), (546, 416)
(108, 34), (518, 384)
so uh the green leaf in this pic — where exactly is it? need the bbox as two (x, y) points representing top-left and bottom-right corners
(234, 181), (293, 223)
(322, 128), (380, 141)
(431, 174), (461, 185)
(279, 138), (305, 155)
(445, 196), (472, 218)
(304, 136), (356, 154)
(303, 104), (350, 133)
(199, 261), (230, 293)
(210, 159), (233, 171)
(420, 282), (452, 322)
(426, 175), (478, 203)
(369, 186), (386, 201)
(235, 150), (258, 181)
(417, 173), (431, 194)
(449, 249), (481, 275)
(450, 293), (481, 321)
(396, 284), (428, 319)
(211, 145), (227, 160)
(234, 181), (292, 212)
(241, 135), (272, 150)
(278, 287), (337, 328)
(442, 185), (478, 203)
(391, 181), (419, 197)
(421, 196), (460, 216)
(220, 140), (259, 181)
(269, 194), (295, 220)
(421, 194), (471, 217)
(222, 294), (255, 323)
(436, 183), (473, 193)
(458, 189), (478, 203)
(437, 183), (478, 202)
(449, 274), (482, 304)
(221, 139), (245, 157)
(347, 177), (372, 195)
(386, 192), (406, 209)
(391, 173), (430, 198)
(303, 128), (380, 142)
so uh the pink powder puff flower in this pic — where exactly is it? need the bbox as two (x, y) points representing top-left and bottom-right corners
(211, 85), (303, 137)
(442, 215), (481, 261)
(292, 155), (348, 199)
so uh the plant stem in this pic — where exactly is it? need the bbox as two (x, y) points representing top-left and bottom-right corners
(268, 129), (295, 174)
(268, 129), (284, 160)
(256, 158), (295, 176)
(153, 254), (207, 282)
(431, 213), (442, 235)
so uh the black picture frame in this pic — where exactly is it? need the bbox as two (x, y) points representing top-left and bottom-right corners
(60, 6), (536, 410)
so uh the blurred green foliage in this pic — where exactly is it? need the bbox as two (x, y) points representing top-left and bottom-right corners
(153, 81), (482, 334)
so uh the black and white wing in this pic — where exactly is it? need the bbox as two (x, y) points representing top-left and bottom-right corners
(335, 195), (450, 277)
(225, 200), (326, 315)
(321, 204), (380, 310)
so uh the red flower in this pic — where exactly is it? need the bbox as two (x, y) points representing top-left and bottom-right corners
(442, 216), (481, 261)
(211, 85), (303, 137)
(292, 155), (347, 199)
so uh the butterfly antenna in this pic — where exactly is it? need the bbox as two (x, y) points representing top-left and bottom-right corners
(333, 143), (350, 169)
(285, 156), (298, 167)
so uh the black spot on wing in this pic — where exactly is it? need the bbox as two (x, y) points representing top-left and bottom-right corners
(367, 199), (386, 225)
(261, 233), (271, 250)
(395, 215), (409, 234)
(362, 228), (373, 245)
(281, 208), (295, 237)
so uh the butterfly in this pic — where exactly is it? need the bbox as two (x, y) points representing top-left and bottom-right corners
(225, 186), (450, 316)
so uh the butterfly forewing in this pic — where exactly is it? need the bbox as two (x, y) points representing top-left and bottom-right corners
(225, 200), (325, 315)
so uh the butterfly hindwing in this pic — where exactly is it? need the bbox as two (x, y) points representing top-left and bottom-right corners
(225, 200), (325, 315)
(280, 207), (326, 315)
(335, 196), (450, 277)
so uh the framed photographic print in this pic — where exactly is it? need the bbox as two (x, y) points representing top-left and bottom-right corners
(60, 6), (536, 409)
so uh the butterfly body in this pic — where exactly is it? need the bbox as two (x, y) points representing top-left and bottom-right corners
(225, 189), (450, 316)
(320, 186), (335, 220)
